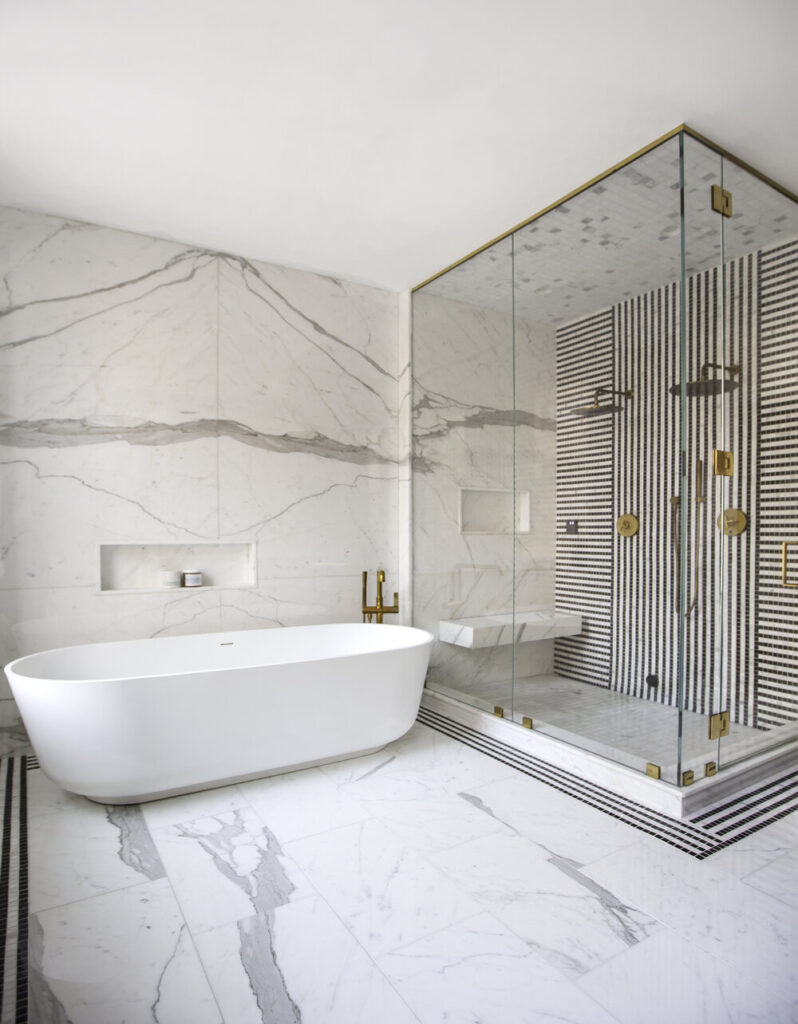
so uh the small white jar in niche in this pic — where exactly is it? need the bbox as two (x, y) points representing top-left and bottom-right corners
(160, 571), (182, 588)
(182, 571), (203, 588)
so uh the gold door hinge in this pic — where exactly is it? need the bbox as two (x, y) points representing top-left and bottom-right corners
(711, 184), (733, 218)
(493, 706), (505, 718)
(646, 763), (661, 779)
(709, 711), (731, 740)
(783, 541), (798, 588)
(522, 716), (534, 729)
(682, 770), (695, 786)
(713, 449), (734, 477)
(705, 761), (718, 777)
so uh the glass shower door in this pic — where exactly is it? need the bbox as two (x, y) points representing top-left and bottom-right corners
(680, 136), (798, 779)
(711, 153), (798, 769)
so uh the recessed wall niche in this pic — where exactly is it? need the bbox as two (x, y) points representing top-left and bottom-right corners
(99, 543), (256, 593)
(459, 488), (531, 535)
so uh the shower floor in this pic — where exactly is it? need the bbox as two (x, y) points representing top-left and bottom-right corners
(428, 673), (798, 784)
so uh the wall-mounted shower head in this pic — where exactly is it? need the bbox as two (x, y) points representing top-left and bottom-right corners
(670, 363), (740, 397)
(573, 386), (633, 417)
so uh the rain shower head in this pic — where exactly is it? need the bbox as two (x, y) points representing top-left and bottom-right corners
(670, 363), (740, 397)
(573, 386), (633, 417)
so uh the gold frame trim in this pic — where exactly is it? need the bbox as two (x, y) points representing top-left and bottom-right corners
(412, 124), (798, 292)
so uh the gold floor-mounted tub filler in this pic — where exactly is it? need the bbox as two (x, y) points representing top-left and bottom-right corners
(362, 569), (399, 623)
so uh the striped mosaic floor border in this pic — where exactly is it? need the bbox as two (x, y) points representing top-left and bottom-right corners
(0, 757), (28, 1024)
(417, 705), (798, 859)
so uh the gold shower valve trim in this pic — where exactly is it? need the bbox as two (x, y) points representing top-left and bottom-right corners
(717, 509), (748, 536)
(616, 514), (639, 538)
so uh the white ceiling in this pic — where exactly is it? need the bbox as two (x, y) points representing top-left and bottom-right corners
(2, 0), (797, 292)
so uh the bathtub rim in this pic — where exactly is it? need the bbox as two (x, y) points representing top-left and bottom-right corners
(4, 622), (435, 685)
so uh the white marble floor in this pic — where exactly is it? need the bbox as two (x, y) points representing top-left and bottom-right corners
(27, 721), (798, 1024)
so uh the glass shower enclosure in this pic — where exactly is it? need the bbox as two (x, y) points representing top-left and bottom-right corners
(412, 127), (798, 787)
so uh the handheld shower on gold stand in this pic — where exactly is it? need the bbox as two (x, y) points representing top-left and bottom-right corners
(686, 457), (705, 616)
(672, 458), (705, 617)
(362, 569), (399, 623)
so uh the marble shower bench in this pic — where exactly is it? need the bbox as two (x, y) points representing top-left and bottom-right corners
(438, 610), (582, 649)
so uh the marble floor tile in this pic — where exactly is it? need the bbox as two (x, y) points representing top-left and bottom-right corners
(0, 698), (32, 756)
(26, 767), (94, 819)
(238, 765), (371, 843)
(150, 803), (315, 934)
(285, 818), (481, 957)
(578, 927), (798, 1024)
(428, 831), (660, 978)
(742, 847), (798, 909)
(348, 788), (511, 855)
(140, 780), (250, 831)
(698, 820), (798, 882)
(20, 715), (798, 1024)
(378, 912), (621, 1024)
(29, 795), (164, 913)
(194, 897), (420, 1024)
(320, 722), (517, 799)
(459, 772), (643, 865)
(580, 837), (798, 998)
(30, 878), (222, 1024)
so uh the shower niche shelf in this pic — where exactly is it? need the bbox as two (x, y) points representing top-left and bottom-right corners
(438, 609), (582, 649)
(99, 543), (256, 594)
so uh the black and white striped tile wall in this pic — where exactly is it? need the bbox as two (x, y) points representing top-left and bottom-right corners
(553, 310), (614, 686)
(756, 239), (798, 727)
(555, 243), (796, 728)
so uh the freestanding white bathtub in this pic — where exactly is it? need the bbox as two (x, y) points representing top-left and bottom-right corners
(4, 623), (433, 804)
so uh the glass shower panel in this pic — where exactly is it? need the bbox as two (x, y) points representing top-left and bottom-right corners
(712, 156), (798, 768)
(512, 136), (686, 780)
(676, 133), (727, 781)
(412, 238), (516, 719)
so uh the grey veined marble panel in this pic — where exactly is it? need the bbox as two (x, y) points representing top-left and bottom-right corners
(0, 205), (401, 658)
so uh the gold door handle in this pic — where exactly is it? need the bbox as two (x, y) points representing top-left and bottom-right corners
(783, 542), (798, 588)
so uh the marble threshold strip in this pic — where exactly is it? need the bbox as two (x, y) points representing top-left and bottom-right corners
(0, 757), (28, 1024)
(416, 706), (798, 859)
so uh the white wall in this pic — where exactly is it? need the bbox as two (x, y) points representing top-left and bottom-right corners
(0, 206), (405, 690)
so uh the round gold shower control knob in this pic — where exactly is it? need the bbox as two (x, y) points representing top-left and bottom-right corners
(616, 514), (639, 537)
(717, 508), (748, 536)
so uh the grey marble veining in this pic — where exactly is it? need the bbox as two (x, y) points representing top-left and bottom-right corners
(237, 914), (302, 1024)
(0, 416), (394, 465)
(28, 917), (71, 1024)
(105, 805), (165, 882)
(0, 247), (217, 350)
(173, 811), (296, 915)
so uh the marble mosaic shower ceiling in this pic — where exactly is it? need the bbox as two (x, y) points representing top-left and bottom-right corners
(0, 206), (403, 677)
(420, 138), (798, 326)
(555, 241), (797, 728)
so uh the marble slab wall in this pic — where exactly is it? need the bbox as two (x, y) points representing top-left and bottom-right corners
(0, 206), (403, 690)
